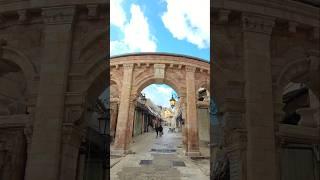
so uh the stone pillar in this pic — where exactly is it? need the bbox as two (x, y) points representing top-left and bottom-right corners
(272, 86), (285, 180)
(185, 66), (200, 156)
(242, 13), (277, 180)
(226, 130), (247, 180)
(126, 100), (136, 145)
(24, 6), (75, 180)
(77, 153), (86, 180)
(309, 89), (320, 127)
(113, 64), (134, 154)
(0, 39), (7, 57)
(59, 124), (82, 180)
(110, 103), (118, 140)
(180, 96), (187, 147)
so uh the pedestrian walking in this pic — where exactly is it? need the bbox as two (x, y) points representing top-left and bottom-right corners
(155, 120), (160, 138)
(159, 124), (163, 137)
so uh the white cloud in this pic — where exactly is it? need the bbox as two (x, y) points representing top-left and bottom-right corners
(110, 0), (127, 28)
(155, 85), (173, 95)
(110, 3), (157, 56)
(161, 0), (210, 49)
(123, 5), (157, 52)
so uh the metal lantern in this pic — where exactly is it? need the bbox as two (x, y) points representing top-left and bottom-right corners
(169, 94), (176, 108)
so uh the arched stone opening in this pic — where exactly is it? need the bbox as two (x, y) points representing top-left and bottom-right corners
(274, 57), (320, 180)
(77, 67), (108, 180)
(125, 77), (186, 152)
(60, 57), (108, 180)
(111, 54), (209, 157)
(0, 55), (33, 180)
(0, 59), (28, 115)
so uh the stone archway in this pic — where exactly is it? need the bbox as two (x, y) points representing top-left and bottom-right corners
(110, 53), (210, 156)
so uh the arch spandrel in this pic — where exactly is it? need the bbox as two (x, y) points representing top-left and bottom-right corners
(276, 59), (310, 88)
(2, 47), (37, 80)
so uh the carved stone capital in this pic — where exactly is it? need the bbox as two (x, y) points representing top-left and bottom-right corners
(42, 6), (76, 25)
(185, 66), (196, 73)
(218, 9), (231, 23)
(242, 13), (275, 35)
(18, 10), (28, 23)
(87, 4), (99, 19)
(123, 63), (134, 69)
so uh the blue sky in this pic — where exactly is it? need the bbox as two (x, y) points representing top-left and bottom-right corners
(141, 84), (178, 108)
(110, 0), (209, 107)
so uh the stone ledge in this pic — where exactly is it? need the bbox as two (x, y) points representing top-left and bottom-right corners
(278, 124), (320, 144)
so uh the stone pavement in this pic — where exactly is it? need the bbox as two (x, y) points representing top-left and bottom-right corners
(110, 127), (209, 180)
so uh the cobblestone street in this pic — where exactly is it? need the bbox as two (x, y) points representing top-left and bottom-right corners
(111, 127), (209, 180)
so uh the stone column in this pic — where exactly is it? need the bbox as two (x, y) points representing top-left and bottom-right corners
(242, 13), (277, 180)
(113, 64), (134, 154)
(126, 99), (136, 145)
(180, 96), (187, 148)
(185, 66), (200, 156)
(24, 6), (75, 180)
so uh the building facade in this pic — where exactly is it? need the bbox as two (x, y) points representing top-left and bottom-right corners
(211, 0), (320, 180)
(0, 0), (108, 179)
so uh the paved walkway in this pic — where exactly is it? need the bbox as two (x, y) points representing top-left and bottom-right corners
(111, 127), (209, 180)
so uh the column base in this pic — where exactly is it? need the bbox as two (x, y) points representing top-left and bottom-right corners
(111, 149), (132, 157)
(185, 151), (201, 157)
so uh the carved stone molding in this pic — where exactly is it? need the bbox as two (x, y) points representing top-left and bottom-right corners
(42, 6), (76, 25)
(225, 129), (247, 151)
(242, 13), (275, 35)
(154, 64), (165, 79)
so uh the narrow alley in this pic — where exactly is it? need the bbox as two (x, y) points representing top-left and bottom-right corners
(111, 126), (209, 180)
